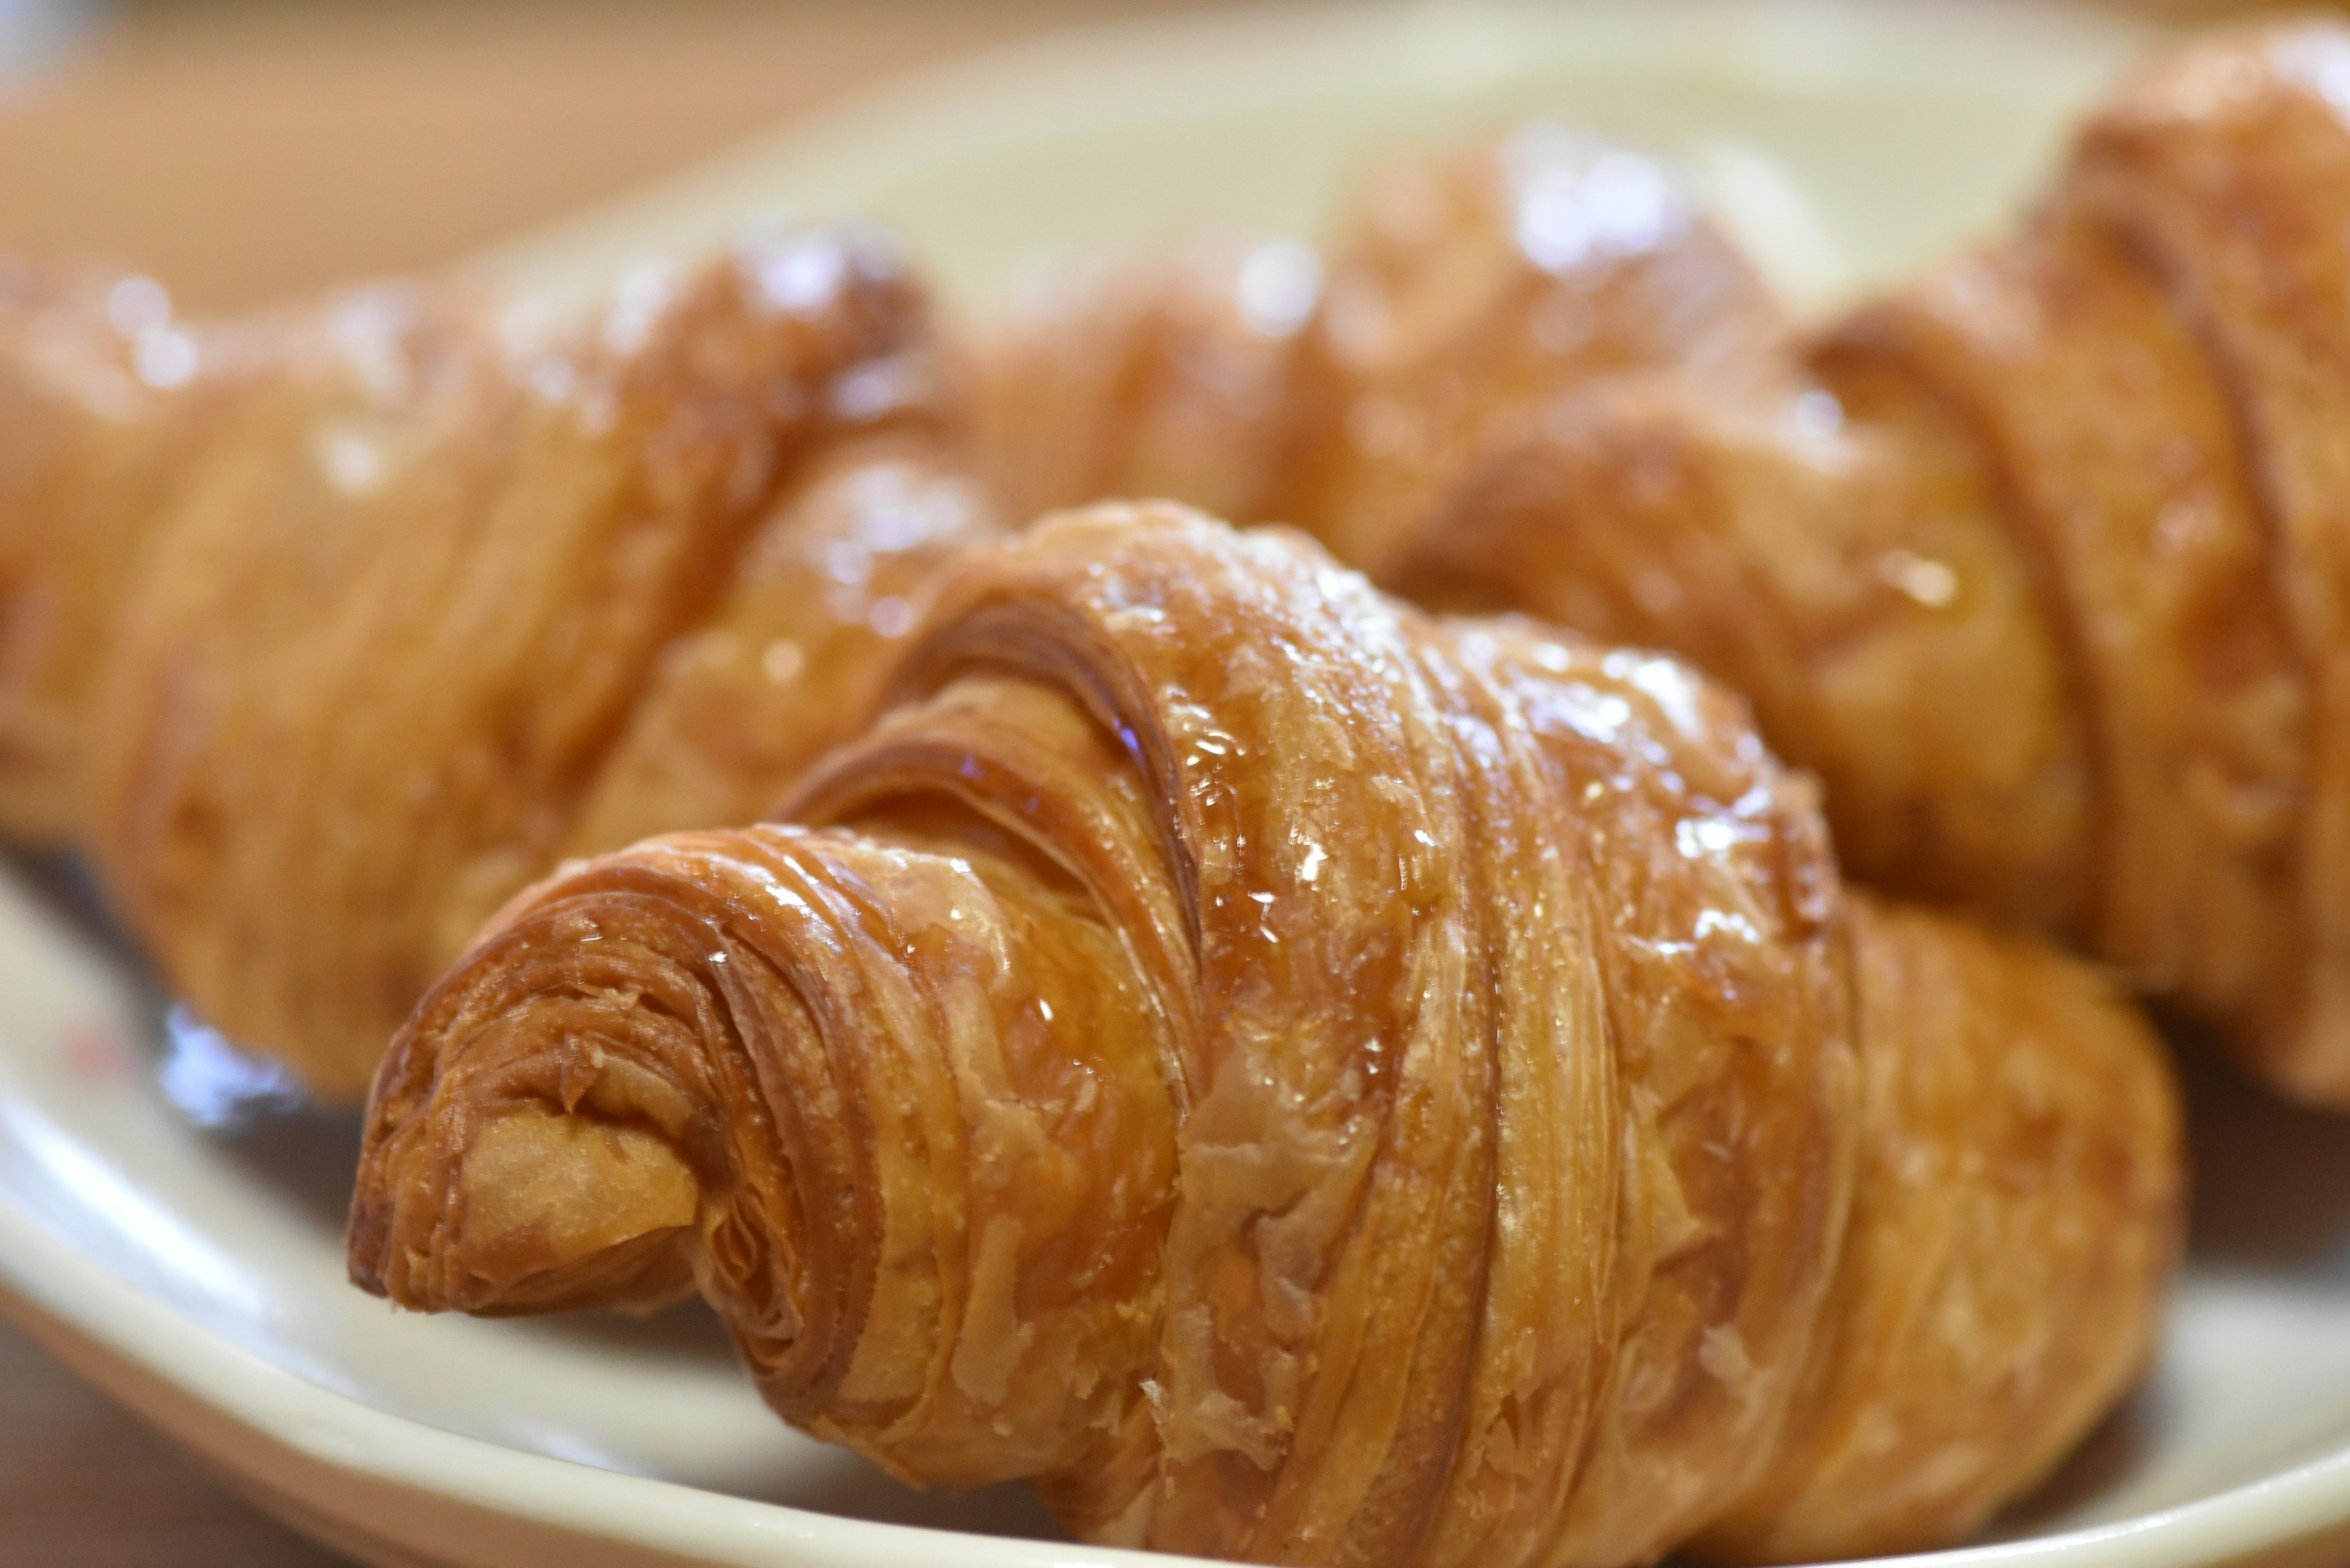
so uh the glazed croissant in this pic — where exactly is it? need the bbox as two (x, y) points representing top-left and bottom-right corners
(976, 130), (1786, 576)
(0, 230), (999, 1097)
(976, 21), (2350, 1107)
(351, 506), (2180, 1568)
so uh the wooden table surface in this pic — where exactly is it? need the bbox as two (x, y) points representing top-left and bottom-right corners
(0, 0), (2269, 1564)
(0, 0), (1245, 313)
(0, 1310), (351, 1568)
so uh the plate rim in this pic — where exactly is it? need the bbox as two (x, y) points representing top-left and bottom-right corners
(10, 1143), (2350, 1568)
(469, 0), (2163, 310)
(0, 1191), (1160, 1568)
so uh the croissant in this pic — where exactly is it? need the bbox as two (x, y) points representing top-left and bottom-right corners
(977, 130), (1786, 573)
(974, 21), (2350, 1107)
(349, 505), (2181, 1568)
(0, 230), (999, 1097)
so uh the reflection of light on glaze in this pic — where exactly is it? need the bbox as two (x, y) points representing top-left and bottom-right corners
(1792, 389), (1844, 441)
(1693, 908), (1764, 944)
(1677, 818), (1746, 859)
(1235, 241), (1322, 338)
(1515, 177), (1597, 273)
(133, 329), (197, 390)
(825, 540), (871, 587)
(0, 1097), (270, 1321)
(528, 358), (577, 406)
(104, 276), (171, 338)
(755, 236), (848, 313)
(157, 1006), (307, 1131)
(1606, 649), (1709, 741)
(1557, 684), (1635, 743)
(839, 460), (979, 554)
(2286, 34), (2350, 116)
(312, 421), (389, 496)
(1505, 128), (1688, 275)
(830, 352), (930, 423)
(1879, 548), (1960, 609)
(868, 596), (916, 638)
(1582, 153), (1682, 251)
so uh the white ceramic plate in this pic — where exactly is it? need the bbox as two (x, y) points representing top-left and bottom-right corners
(12, 3), (2350, 1566)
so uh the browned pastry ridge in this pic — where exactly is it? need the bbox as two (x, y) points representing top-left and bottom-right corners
(974, 21), (2350, 1109)
(351, 506), (2181, 1568)
(0, 229), (1001, 1097)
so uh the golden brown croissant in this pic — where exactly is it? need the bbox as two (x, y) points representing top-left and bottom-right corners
(974, 21), (2350, 1107)
(979, 129), (1786, 570)
(0, 230), (999, 1097)
(350, 505), (2180, 1568)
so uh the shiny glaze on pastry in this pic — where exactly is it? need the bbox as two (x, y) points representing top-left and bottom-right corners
(351, 506), (2180, 1567)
